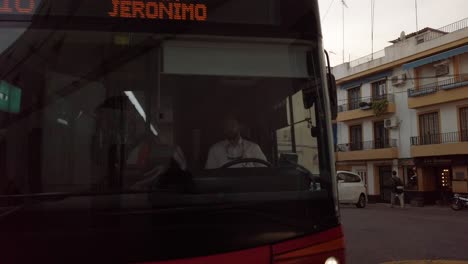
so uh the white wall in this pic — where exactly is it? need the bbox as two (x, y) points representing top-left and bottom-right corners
(337, 122), (349, 144)
(361, 83), (372, 98)
(362, 120), (373, 142)
(366, 162), (375, 194)
(392, 66), (418, 158)
(440, 105), (459, 134)
(418, 64), (436, 86)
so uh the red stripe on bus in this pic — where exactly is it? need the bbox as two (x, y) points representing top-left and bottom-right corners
(274, 238), (345, 262)
(274, 249), (345, 264)
(272, 226), (344, 255)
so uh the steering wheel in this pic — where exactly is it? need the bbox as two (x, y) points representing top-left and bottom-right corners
(220, 158), (273, 168)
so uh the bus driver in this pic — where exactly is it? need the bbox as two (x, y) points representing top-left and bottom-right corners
(205, 117), (267, 169)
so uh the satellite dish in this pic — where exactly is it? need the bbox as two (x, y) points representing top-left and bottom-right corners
(400, 31), (406, 41)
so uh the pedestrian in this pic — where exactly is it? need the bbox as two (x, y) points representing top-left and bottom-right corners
(391, 170), (405, 208)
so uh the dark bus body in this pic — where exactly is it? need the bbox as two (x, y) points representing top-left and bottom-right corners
(0, 0), (343, 263)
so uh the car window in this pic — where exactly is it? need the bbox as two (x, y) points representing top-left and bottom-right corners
(337, 173), (345, 181)
(344, 173), (361, 183)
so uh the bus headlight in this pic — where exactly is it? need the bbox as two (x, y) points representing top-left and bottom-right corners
(325, 257), (339, 264)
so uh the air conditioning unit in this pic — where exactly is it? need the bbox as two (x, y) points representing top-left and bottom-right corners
(384, 117), (399, 129)
(391, 73), (407, 86)
(434, 61), (449, 76)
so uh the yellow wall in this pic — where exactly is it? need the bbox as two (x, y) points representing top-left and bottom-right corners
(453, 181), (468, 193)
(336, 165), (352, 171)
(411, 142), (468, 157)
(420, 167), (437, 192)
(408, 85), (468, 109)
(336, 103), (396, 122)
(417, 167), (424, 191)
(452, 165), (468, 193)
(336, 147), (398, 161)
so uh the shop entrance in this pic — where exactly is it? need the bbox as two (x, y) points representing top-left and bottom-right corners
(379, 166), (393, 202)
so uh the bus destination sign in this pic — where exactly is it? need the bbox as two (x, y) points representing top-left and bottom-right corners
(108, 0), (208, 21)
(0, 0), (36, 14)
(1, 0), (280, 27)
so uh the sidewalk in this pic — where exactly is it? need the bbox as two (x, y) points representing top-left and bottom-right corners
(370, 203), (453, 210)
(382, 261), (468, 264)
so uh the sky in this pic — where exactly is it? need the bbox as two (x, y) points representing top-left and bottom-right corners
(318, 0), (468, 66)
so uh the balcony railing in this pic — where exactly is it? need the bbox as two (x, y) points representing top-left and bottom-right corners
(346, 18), (467, 68)
(407, 76), (468, 97)
(336, 139), (398, 152)
(410, 130), (468, 146)
(419, 18), (468, 44)
(349, 49), (386, 68)
(338, 94), (395, 113)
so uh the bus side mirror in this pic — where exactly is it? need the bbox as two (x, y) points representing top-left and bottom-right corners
(328, 73), (337, 120)
(302, 74), (337, 121)
(302, 79), (319, 109)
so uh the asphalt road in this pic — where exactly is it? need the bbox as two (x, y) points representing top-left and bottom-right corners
(340, 204), (468, 264)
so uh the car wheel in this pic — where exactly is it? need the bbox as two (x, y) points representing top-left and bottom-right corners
(356, 194), (366, 208)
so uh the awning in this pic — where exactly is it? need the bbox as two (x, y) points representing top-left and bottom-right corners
(403, 45), (468, 70)
(340, 70), (392, 90)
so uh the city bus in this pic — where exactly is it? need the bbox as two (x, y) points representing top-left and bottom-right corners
(0, 0), (343, 263)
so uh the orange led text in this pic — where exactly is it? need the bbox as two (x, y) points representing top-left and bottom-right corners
(0, 0), (35, 14)
(108, 0), (208, 21)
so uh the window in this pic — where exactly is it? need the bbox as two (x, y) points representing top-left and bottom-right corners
(347, 86), (361, 110)
(419, 112), (440, 145)
(374, 121), (389, 149)
(337, 173), (345, 181)
(344, 173), (361, 183)
(350, 125), (363, 151)
(416, 35), (425, 44)
(337, 173), (360, 182)
(460, 107), (468, 142)
(372, 79), (387, 100)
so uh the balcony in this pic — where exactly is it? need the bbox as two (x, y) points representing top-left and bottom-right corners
(408, 76), (468, 109)
(336, 139), (399, 161)
(336, 94), (396, 122)
(410, 131), (468, 157)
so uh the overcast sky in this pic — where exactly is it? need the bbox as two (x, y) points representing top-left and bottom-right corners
(318, 0), (467, 66)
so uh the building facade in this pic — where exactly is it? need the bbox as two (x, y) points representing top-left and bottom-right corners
(333, 19), (468, 204)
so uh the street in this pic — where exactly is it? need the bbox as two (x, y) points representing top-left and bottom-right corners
(341, 204), (468, 264)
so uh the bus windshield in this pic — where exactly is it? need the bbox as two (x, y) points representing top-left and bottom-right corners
(0, 0), (338, 263)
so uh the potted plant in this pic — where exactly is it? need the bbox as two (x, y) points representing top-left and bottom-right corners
(371, 99), (388, 116)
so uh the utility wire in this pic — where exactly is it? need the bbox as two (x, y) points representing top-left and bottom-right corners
(321, 0), (336, 22)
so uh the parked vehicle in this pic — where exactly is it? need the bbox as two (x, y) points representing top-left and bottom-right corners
(451, 193), (468, 211)
(337, 171), (368, 208)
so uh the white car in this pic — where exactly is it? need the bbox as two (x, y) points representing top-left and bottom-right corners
(337, 171), (367, 208)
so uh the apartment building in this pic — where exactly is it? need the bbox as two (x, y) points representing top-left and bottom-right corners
(333, 18), (468, 205)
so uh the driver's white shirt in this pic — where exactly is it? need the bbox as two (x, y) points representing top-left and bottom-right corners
(205, 138), (267, 169)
